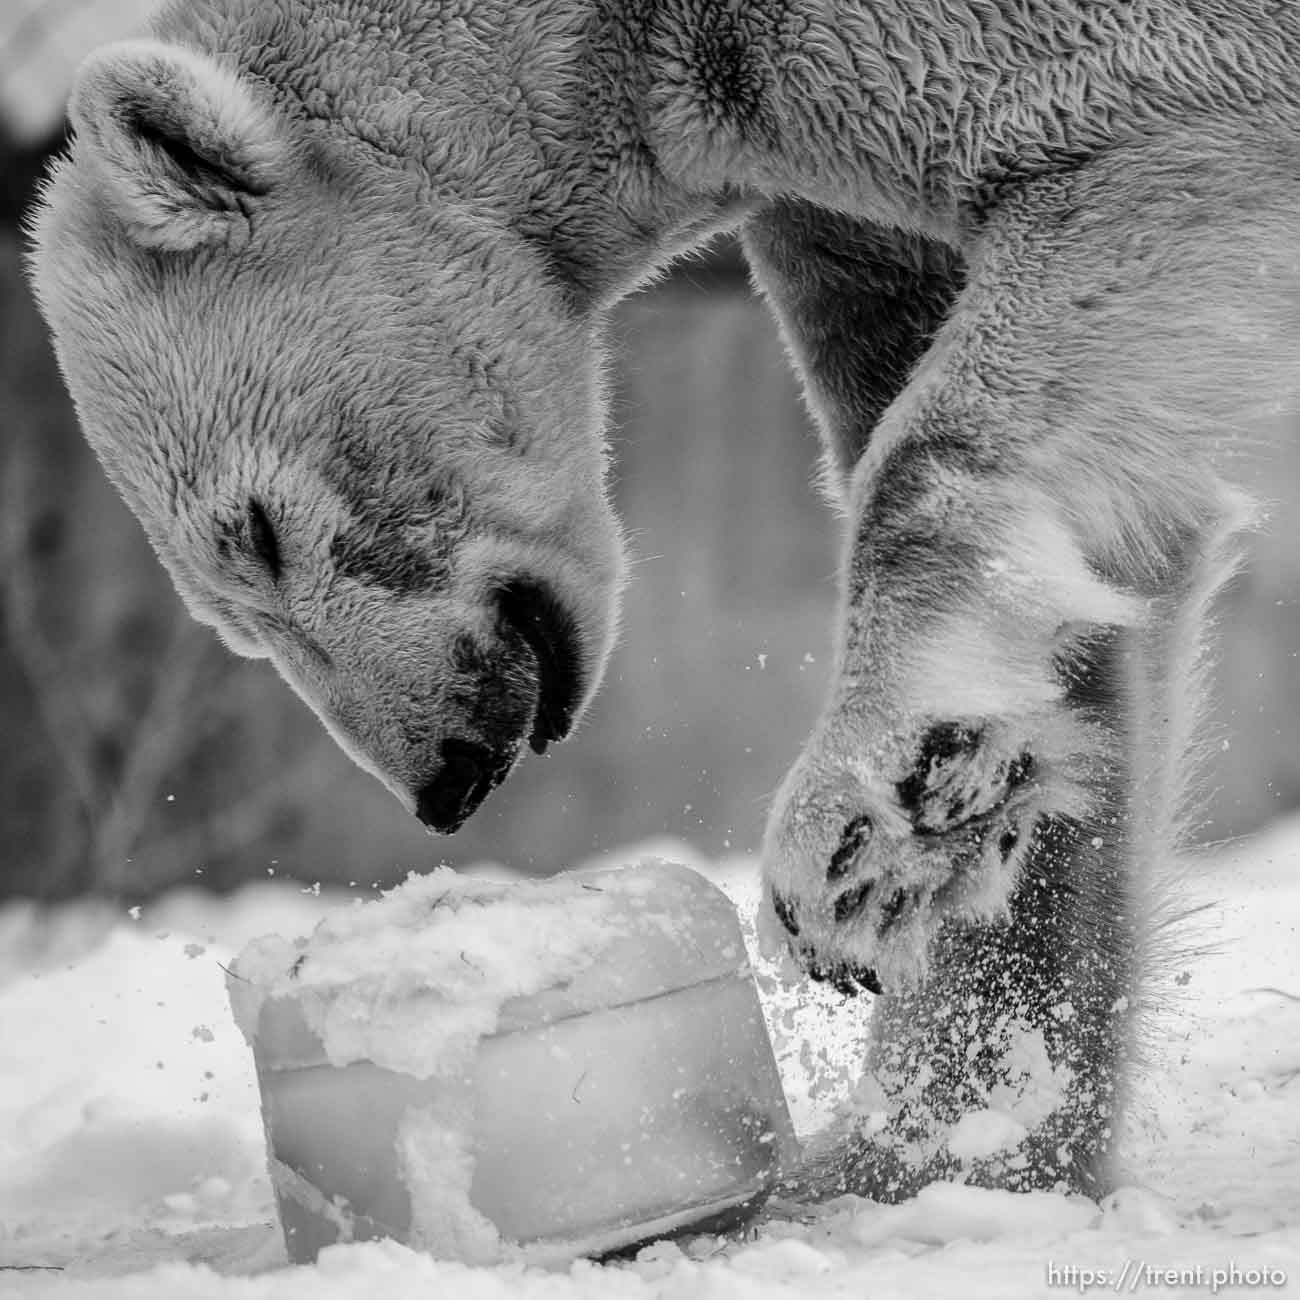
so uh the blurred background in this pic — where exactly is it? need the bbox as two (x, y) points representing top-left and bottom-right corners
(3, 2), (1299, 903)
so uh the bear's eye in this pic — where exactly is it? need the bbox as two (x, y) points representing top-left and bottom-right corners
(246, 499), (281, 581)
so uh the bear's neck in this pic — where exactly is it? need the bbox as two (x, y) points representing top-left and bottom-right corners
(153, 0), (747, 309)
(155, 0), (1297, 304)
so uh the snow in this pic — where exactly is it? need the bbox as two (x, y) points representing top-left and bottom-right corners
(228, 868), (627, 1078)
(2, 826), (1300, 1297)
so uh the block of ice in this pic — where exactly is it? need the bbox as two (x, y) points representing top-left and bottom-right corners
(229, 862), (799, 1265)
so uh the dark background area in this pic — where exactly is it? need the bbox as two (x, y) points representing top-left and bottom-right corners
(3, 7), (1300, 903)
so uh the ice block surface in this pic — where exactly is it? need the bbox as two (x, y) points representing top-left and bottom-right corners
(230, 861), (798, 1264)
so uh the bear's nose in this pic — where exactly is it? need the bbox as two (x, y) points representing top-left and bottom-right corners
(414, 739), (502, 833)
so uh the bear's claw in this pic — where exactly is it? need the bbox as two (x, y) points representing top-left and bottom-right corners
(827, 812), (874, 881)
(807, 957), (883, 997)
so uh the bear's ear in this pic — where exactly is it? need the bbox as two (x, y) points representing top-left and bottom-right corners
(68, 39), (287, 251)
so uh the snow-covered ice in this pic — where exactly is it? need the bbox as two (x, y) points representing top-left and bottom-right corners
(231, 862), (795, 1265)
(1, 825), (1299, 1298)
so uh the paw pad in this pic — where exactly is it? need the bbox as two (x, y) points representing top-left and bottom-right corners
(833, 879), (873, 923)
(896, 722), (1035, 835)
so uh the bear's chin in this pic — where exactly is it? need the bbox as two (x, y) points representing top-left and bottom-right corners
(494, 580), (585, 754)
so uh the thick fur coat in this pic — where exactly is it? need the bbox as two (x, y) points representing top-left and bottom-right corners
(28, 0), (1300, 1200)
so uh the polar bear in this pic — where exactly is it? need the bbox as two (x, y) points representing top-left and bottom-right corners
(28, 0), (1300, 1199)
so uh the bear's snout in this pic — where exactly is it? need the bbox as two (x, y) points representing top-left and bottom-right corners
(414, 737), (515, 833)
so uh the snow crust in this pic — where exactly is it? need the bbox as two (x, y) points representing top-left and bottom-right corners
(2, 828), (1300, 1297)
(228, 868), (623, 1079)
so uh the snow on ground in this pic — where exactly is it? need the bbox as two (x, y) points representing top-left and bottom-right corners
(1, 826), (1299, 1298)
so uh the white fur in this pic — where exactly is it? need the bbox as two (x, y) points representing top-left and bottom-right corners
(69, 40), (286, 249)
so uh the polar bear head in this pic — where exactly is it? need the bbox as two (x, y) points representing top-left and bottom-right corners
(29, 40), (626, 830)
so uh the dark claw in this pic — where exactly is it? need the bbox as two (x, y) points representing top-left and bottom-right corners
(828, 813), (874, 882)
(808, 960), (883, 997)
(771, 891), (801, 938)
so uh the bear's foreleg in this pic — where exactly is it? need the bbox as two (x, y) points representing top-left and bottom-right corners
(811, 626), (1138, 1200)
(757, 143), (1280, 1197)
(790, 525), (1239, 1200)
